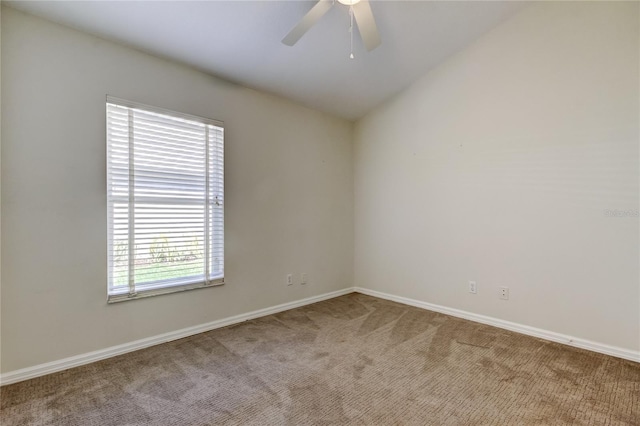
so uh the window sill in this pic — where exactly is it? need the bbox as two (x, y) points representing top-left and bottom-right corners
(107, 277), (224, 303)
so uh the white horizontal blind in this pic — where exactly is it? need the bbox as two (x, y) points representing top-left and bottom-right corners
(107, 98), (224, 301)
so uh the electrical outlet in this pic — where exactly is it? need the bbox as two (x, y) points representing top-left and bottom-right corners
(499, 286), (509, 300)
(468, 281), (477, 294)
(287, 274), (293, 286)
(301, 273), (307, 285)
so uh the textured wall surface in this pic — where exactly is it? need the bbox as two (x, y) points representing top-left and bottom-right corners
(355, 2), (639, 352)
(1, 7), (353, 372)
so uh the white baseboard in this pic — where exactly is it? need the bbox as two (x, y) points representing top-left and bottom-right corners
(3, 286), (637, 386)
(0, 287), (355, 386)
(353, 287), (640, 363)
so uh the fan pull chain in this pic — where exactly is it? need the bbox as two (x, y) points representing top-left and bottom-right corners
(349, 6), (354, 59)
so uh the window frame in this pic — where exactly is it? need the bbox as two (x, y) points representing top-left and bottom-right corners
(106, 96), (224, 303)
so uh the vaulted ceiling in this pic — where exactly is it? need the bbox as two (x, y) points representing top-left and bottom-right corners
(6, 1), (526, 120)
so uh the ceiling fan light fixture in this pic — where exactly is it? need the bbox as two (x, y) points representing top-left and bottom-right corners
(282, 0), (380, 53)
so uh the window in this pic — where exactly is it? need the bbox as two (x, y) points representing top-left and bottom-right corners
(106, 97), (224, 302)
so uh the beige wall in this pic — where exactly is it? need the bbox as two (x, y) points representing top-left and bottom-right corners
(354, 2), (639, 352)
(0, 7), (353, 372)
(0, 4), (3, 375)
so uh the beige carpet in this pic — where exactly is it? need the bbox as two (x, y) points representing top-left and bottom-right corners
(1, 293), (639, 425)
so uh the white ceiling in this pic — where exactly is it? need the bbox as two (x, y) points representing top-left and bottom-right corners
(6, 0), (526, 120)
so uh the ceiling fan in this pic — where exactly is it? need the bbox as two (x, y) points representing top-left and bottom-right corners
(282, 0), (381, 58)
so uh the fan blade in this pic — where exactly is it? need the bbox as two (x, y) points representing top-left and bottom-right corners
(352, 0), (381, 51)
(282, 0), (334, 46)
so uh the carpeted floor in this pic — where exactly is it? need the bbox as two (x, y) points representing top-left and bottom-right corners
(1, 293), (639, 425)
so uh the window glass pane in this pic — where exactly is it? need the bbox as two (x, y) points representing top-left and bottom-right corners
(133, 203), (205, 286)
(106, 99), (224, 300)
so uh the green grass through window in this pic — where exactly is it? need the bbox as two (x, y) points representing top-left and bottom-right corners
(113, 261), (203, 287)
